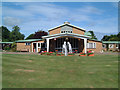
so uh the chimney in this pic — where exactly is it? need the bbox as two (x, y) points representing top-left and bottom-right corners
(64, 21), (70, 24)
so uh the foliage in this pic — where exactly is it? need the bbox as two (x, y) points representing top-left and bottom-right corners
(25, 30), (48, 39)
(4, 46), (11, 50)
(87, 53), (94, 56)
(88, 31), (97, 40)
(101, 32), (120, 41)
(10, 42), (17, 52)
(0, 26), (25, 42)
(25, 34), (34, 40)
(10, 26), (25, 41)
(0, 26), (10, 42)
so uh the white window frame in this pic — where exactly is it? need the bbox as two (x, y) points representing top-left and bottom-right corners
(87, 43), (96, 49)
(109, 44), (114, 48)
(61, 25), (73, 33)
(102, 44), (106, 48)
(25, 42), (31, 45)
(38, 43), (41, 48)
(116, 44), (119, 48)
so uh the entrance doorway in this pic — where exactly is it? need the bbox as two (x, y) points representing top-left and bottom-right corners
(33, 43), (37, 52)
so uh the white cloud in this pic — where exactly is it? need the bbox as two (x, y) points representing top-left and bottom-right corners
(2, 2), (118, 37)
(3, 16), (21, 26)
(77, 6), (104, 15)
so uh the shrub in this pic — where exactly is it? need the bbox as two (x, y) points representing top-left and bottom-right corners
(4, 46), (11, 50)
(87, 53), (94, 56)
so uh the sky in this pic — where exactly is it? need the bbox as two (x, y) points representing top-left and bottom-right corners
(2, 2), (118, 39)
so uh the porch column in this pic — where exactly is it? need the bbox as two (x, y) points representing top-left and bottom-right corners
(36, 42), (38, 52)
(47, 38), (50, 52)
(84, 38), (87, 53)
(31, 43), (33, 52)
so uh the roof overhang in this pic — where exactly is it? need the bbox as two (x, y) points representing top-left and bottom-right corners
(0, 42), (13, 44)
(48, 23), (86, 32)
(15, 39), (43, 43)
(102, 41), (120, 44)
(42, 33), (90, 39)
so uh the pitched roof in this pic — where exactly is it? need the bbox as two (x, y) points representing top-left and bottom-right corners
(15, 39), (43, 43)
(102, 41), (120, 44)
(48, 23), (86, 32)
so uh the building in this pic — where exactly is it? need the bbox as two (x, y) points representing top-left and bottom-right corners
(102, 41), (120, 51)
(16, 22), (103, 53)
(0, 42), (13, 50)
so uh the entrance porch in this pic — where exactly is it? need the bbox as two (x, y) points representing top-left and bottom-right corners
(42, 33), (90, 53)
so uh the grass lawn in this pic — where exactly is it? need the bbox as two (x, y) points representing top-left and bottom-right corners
(2, 54), (118, 88)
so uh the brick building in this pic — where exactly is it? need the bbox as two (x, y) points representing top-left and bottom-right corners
(16, 22), (103, 53)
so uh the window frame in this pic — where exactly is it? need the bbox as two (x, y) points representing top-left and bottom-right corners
(25, 42), (31, 45)
(87, 42), (96, 49)
(109, 44), (114, 48)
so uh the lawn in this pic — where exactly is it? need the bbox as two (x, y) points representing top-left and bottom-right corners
(2, 54), (118, 88)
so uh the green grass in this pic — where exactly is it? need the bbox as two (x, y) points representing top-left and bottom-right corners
(2, 54), (118, 88)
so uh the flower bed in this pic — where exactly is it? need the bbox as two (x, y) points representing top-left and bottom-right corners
(79, 50), (94, 56)
(79, 53), (86, 56)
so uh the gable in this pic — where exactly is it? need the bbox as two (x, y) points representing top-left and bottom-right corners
(49, 23), (85, 35)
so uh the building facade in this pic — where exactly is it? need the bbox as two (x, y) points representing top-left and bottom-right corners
(16, 22), (103, 53)
(102, 41), (120, 51)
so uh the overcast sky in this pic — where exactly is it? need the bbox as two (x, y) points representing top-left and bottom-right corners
(2, 2), (118, 38)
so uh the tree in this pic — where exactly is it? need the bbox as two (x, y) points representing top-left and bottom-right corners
(10, 25), (25, 41)
(88, 31), (97, 40)
(101, 32), (120, 41)
(0, 26), (10, 42)
(117, 32), (120, 41)
(25, 30), (48, 39)
(30, 30), (48, 39)
(101, 35), (111, 41)
(26, 34), (34, 40)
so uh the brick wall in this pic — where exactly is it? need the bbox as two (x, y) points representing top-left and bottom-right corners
(16, 43), (31, 52)
(87, 40), (102, 53)
(72, 27), (85, 35)
(49, 27), (61, 35)
(49, 27), (85, 35)
(17, 40), (44, 52)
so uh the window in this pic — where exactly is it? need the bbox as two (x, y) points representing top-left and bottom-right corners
(102, 44), (106, 48)
(25, 42), (31, 45)
(38, 43), (41, 48)
(61, 25), (73, 33)
(87, 43), (96, 48)
(116, 44), (119, 48)
(109, 44), (114, 48)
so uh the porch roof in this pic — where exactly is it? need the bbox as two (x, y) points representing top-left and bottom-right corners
(102, 41), (120, 44)
(42, 33), (91, 39)
(16, 39), (43, 43)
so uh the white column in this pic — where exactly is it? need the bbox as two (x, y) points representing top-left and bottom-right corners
(36, 42), (38, 52)
(47, 38), (50, 52)
(32, 43), (33, 52)
(84, 38), (87, 53)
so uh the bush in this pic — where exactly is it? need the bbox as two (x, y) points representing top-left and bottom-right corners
(4, 46), (11, 50)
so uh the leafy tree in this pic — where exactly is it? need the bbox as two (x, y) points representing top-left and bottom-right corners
(32, 30), (48, 39)
(0, 26), (10, 42)
(88, 31), (97, 40)
(25, 34), (34, 40)
(102, 32), (120, 41)
(117, 32), (120, 41)
(101, 35), (111, 41)
(10, 25), (25, 41)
